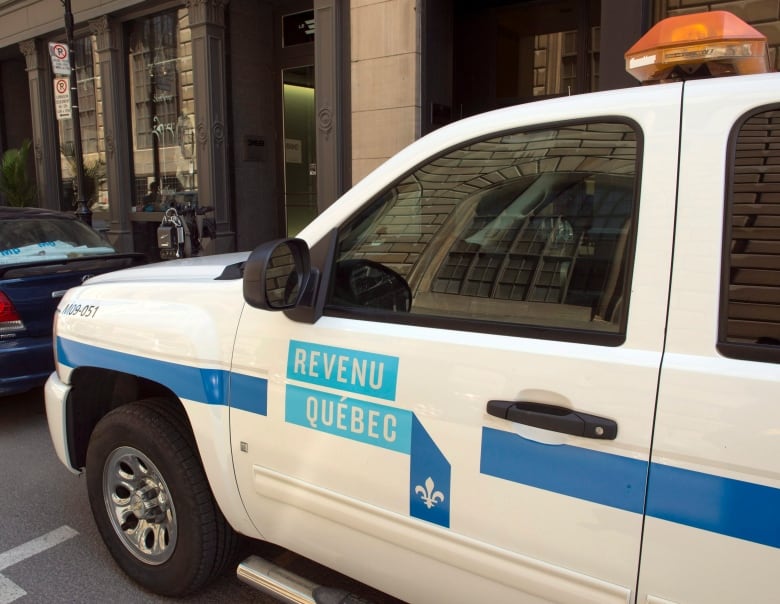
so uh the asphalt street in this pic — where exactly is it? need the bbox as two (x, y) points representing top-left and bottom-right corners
(0, 388), (402, 604)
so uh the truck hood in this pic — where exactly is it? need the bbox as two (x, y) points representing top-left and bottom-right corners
(84, 252), (251, 285)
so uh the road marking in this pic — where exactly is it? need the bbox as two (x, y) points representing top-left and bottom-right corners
(0, 526), (78, 603)
(0, 576), (24, 604)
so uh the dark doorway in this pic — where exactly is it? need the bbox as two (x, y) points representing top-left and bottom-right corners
(0, 55), (33, 173)
(456, 0), (600, 116)
(423, 0), (601, 131)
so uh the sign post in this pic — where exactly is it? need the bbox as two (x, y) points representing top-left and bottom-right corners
(58, 0), (91, 225)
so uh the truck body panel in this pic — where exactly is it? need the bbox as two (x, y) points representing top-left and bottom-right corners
(45, 69), (780, 603)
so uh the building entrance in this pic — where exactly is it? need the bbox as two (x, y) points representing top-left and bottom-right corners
(277, 5), (316, 236)
(282, 65), (316, 236)
(454, 0), (601, 117)
(424, 0), (602, 134)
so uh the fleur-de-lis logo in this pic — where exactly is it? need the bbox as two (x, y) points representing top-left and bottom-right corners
(415, 477), (445, 509)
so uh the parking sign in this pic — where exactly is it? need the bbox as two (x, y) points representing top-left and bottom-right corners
(53, 78), (71, 120)
(48, 42), (70, 76)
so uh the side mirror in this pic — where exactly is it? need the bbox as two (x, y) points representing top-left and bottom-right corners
(243, 238), (316, 310)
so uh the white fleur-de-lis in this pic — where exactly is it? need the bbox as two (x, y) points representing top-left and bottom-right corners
(415, 476), (445, 509)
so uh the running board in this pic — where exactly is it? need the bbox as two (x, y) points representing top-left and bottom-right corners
(237, 555), (373, 604)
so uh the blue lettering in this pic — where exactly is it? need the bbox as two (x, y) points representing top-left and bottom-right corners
(309, 350), (321, 378)
(321, 397), (334, 427)
(351, 406), (364, 433)
(368, 410), (380, 439)
(337, 355), (348, 383)
(305, 396), (318, 427)
(287, 341), (398, 401)
(323, 353), (336, 380)
(286, 384), (408, 452)
(384, 414), (397, 442)
(352, 358), (366, 387)
(293, 348), (306, 376)
(337, 401), (348, 430)
(369, 361), (383, 390)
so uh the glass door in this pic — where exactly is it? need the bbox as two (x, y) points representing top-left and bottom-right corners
(282, 65), (316, 236)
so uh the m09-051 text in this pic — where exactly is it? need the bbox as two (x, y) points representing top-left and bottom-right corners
(61, 303), (100, 318)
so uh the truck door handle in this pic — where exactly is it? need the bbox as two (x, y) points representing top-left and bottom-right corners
(486, 400), (617, 440)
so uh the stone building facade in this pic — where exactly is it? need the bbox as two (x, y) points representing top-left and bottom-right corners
(0, 0), (777, 258)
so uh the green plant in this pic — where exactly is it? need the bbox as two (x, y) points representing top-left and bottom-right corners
(60, 144), (105, 207)
(0, 139), (37, 207)
(83, 159), (107, 206)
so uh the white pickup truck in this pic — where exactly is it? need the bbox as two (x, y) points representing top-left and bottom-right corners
(46, 11), (780, 604)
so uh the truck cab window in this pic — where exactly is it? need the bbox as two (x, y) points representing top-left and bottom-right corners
(328, 121), (640, 342)
(720, 105), (780, 362)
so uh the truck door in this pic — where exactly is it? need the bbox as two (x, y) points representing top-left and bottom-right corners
(230, 83), (683, 603)
(637, 75), (780, 604)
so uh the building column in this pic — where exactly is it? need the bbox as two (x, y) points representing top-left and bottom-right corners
(186, 0), (234, 253)
(91, 15), (134, 252)
(314, 0), (350, 210)
(349, 0), (420, 184)
(19, 39), (61, 211)
(599, 0), (651, 91)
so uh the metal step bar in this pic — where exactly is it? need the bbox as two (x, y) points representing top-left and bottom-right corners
(237, 555), (372, 604)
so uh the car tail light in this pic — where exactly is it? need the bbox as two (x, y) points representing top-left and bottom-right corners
(0, 291), (24, 336)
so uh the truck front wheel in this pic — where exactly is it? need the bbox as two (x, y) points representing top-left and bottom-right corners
(86, 399), (237, 596)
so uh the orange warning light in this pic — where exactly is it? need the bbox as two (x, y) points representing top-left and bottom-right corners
(625, 11), (769, 83)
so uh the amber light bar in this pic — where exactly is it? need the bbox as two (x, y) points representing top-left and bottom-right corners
(625, 11), (770, 83)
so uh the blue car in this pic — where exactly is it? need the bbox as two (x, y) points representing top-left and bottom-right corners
(0, 207), (146, 396)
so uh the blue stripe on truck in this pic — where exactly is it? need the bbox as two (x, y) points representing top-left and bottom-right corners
(56, 337), (267, 413)
(646, 462), (780, 549)
(481, 427), (780, 549)
(58, 337), (780, 549)
(480, 426), (647, 514)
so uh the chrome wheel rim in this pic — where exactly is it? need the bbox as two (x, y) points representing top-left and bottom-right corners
(102, 446), (177, 565)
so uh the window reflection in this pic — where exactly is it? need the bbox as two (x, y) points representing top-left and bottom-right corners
(127, 9), (197, 212)
(332, 121), (638, 337)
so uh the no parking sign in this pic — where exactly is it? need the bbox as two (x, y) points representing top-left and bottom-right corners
(53, 77), (71, 120)
(48, 42), (71, 75)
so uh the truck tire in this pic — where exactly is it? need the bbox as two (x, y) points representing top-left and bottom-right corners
(85, 399), (238, 596)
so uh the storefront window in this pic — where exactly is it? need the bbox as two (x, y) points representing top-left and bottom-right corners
(127, 9), (196, 212)
(58, 34), (107, 214)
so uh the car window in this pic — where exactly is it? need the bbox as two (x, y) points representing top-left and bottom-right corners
(0, 216), (115, 265)
(719, 105), (780, 362)
(327, 120), (640, 341)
